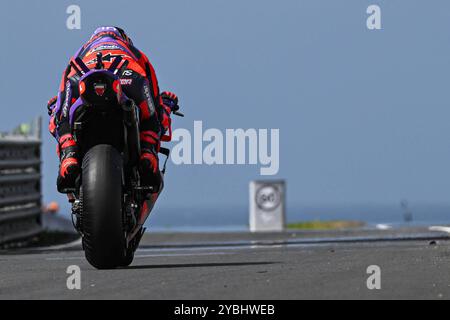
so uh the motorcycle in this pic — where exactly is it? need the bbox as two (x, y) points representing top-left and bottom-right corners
(63, 53), (183, 269)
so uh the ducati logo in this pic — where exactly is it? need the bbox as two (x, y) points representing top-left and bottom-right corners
(94, 83), (107, 96)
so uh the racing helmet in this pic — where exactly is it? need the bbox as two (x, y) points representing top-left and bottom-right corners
(91, 26), (133, 45)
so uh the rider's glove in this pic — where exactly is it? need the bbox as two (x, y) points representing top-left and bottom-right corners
(47, 96), (58, 115)
(161, 91), (179, 112)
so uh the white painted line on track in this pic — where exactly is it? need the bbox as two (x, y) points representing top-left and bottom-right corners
(137, 243), (283, 253)
(135, 252), (230, 259)
(45, 251), (230, 261)
(46, 256), (83, 261)
(36, 237), (82, 251)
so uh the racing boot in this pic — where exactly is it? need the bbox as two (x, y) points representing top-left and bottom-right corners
(139, 147), (162, 193)
(56, 134), (80, 193)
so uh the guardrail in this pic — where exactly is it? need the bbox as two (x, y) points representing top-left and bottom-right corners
(0, 118), (43, 245)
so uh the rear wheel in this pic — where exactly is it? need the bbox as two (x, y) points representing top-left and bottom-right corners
(81, 144), (126, 269)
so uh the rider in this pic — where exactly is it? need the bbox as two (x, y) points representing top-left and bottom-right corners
(47, 26), (179, 193)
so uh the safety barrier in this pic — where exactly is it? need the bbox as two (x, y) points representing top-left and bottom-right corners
(0, 118), (42, 245)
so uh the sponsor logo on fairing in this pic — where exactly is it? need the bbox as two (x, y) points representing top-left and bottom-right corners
(94, 83), (107, 96)
(144, 85), (155, 115)
(120, 79), (133, 85)
(88, 44), (122, 55)
(85, 53), (131, 66)
(62, 81), (71, 118)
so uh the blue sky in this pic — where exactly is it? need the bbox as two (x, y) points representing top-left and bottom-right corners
(2, 0), (450, 213)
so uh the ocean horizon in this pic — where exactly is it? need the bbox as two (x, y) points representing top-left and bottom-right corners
(54, 203), (450, 232)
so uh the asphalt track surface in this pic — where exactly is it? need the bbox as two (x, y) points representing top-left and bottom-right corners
(1, 227), (450, 299)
